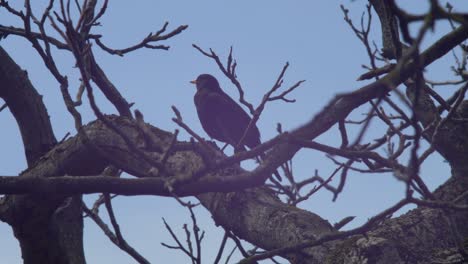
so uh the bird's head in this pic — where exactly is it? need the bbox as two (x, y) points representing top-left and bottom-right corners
(190, 74), (223, 93)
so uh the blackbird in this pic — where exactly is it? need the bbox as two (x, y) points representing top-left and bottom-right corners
(190, 74), (260, 151)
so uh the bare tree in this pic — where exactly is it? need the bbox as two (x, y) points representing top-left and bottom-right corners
(0, 0), (467, 263)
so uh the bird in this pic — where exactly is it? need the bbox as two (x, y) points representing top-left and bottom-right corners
(190, 74), (260, 152)
(191, 74), (282, 181)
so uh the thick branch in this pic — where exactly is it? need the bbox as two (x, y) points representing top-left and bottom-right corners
(369, 0), (404, 59)
(0, 17), (466, 264)
(322, 176), (468, 263)
(0, 47), (86, 264)
(0, 47), (57, 165)
(0, 115), (335, 263)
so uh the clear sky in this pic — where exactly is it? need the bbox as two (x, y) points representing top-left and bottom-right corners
(0, 1), (466, 263)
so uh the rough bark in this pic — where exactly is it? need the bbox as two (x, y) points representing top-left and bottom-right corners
(317, 1), (468, 258)
(321, 176), (467, 264)
(0, 127), (104, 263)
(0, 114), (336, 262)
(0, 47), (56, 165)
(1, 113), (466, 263)
(369, 0), (404, 59)
(0, 1), (467, 262)
(199, 190), (335, 262)
(0, 47), (86, 264)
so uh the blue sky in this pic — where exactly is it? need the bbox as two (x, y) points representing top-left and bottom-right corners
(0, 1), (466, 263)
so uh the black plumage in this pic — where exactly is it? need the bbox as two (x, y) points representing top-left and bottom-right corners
(191, 74), (260, 151)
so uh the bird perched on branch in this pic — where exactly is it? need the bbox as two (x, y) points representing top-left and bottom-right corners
(190, 74), (260, 152)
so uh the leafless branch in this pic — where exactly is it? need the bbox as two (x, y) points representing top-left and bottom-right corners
(0, 103), (7, 112)
(161, 202), (203, 264)
(213, 232), (229, 264)
(192, 44), (255, 114)
(83, 202), (150, 264)
(92, 22), (188, 56)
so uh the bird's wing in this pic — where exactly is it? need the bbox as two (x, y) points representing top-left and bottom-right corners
(203, 92), (260, 148)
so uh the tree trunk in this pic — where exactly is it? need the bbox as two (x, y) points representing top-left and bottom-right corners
(0, 47), (87, 264)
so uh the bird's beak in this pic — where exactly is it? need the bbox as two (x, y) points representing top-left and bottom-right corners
(190, 80), (197, 84)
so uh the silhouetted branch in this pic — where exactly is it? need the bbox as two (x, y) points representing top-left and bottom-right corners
(213, 232), (229, 264)
(162, 217), (198, 262)
(236, 62), (304, 149)
(83, 202), (150, 264)
(92, 23), (188, 56)
(0, 103), (7, 112)
(162, 202), (203, 264)
(192, 44), (255, 114)
(239, 192), (468, 263)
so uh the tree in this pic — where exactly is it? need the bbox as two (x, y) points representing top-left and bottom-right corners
(0, 0), (467, 263)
